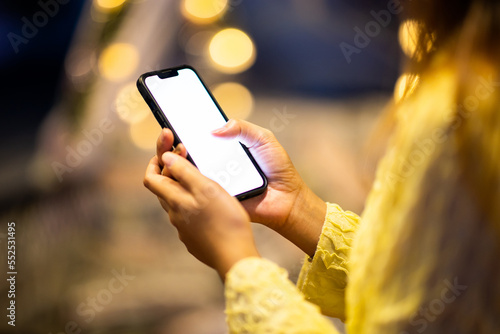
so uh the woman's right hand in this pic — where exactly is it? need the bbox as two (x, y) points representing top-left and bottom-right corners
(213, 119), (326, 256)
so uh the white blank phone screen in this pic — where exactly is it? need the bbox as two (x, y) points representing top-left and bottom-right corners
(145, 68), (265, 197)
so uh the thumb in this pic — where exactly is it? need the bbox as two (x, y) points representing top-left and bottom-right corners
(212, 119), (273, 149)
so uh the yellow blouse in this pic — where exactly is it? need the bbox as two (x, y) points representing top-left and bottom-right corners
(225, 60), (500, 333)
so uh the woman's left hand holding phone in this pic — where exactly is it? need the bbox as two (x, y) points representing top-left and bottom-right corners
(144, 128), (260, 280)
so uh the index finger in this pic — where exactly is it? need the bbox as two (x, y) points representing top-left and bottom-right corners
(162, 152), (214, 194)
(144, 156), (192, 208)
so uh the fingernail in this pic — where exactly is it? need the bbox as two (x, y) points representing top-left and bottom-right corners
(172, 145), (181, 154)
(211, 127), (224, 134)
(162, 152), (177, 167)
(160, 128), (168, 141)
(212, 120), (231, 134)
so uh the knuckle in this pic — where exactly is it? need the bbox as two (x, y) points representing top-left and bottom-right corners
(201, 182), (222, 199)
(143, 176), (151, 189)
(190, 198), (204, 212)
(230, 119), (243, 132)
(159, 199), (170, 212)
(261, 128), (276, 142)
(177, 232), (185, 243)
(230, 118), (241, 126)
(169, 215), (180, 229)
(169, 199), (181, 212)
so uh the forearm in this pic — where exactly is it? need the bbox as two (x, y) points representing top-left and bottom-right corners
(276, 185), (327, 257)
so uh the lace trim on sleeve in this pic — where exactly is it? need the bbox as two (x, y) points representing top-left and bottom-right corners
(225, 257), (340, 334)
(297, 203), (360, 320)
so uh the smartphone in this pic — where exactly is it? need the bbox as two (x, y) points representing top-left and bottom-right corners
(137, 65), (267, 200)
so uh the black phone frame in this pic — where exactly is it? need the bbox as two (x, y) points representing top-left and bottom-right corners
(136, 65), (268, 201)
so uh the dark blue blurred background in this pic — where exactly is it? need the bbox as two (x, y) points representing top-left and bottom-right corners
(0, 0), (399, 153)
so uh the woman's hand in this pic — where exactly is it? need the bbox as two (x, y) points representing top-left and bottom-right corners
(144, 129), (259, 279)
(212, 120), (326, 257)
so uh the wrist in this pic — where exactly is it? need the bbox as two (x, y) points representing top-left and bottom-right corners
(278, 184), (327, 257)
(216, 244), (260, 281)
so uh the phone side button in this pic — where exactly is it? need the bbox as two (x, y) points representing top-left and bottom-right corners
(151, 109), (164, 126)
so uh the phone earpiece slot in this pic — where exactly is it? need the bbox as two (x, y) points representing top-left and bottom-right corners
(158, 69), (179, 79)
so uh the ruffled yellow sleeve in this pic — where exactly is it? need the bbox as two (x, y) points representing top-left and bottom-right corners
(297, 203), (360, 320)
(225, 257), (340, 334)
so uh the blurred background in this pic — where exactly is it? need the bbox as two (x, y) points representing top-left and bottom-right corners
(0, 0), (408, 332)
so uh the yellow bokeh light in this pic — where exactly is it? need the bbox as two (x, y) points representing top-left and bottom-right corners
(398, 20), (418, 58)
(98, 43), (139, 81)
(129, 114), (160, 151)
(213, 82), (254, 120)
(181, 0), (228, 24)
(398, 20), (432, 60)
(394, 73), (419, 103)
(94, 0), (127, 11)
(115, 83), (149, 124)
(209, 28), (256, 74)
